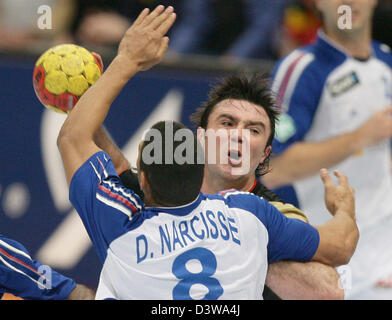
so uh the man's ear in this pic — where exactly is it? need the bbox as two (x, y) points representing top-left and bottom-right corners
(139, 170), (148, 192)
(260, 145), (272, 165)
(196, 126), (206, 147)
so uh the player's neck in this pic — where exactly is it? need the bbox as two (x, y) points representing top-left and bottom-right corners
(201, 173), (256, 194)
(324, 25), (372, 60)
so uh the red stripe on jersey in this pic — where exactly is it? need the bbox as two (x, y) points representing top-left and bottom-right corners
(219, 189), (237, 196)
(0, 247), (43, 277)
(98, 184), (138, 213)
(277, 52), (306, 108)
(248, 180), (257, 193)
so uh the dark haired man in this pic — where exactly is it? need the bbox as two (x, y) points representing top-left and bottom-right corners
(187, 74), (346, 299)
(265, 0), (392, 299)
(57, 5), (358, 299)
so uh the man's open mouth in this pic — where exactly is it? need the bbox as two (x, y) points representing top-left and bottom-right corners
(228, 150), (242, 166)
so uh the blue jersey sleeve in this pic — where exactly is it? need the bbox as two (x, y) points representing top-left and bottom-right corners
(261, 202), (320, 263)
(270, 50), (323, 155)
(223, 192), (319, 263)
(0, 234), (76, 300)
(69, 151), (144, 263)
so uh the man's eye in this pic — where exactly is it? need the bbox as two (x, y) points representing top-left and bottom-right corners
(250, 128), (260, 134)
(222, 121), (232, 126)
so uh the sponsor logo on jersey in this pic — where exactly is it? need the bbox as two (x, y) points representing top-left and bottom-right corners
(328, 71), (360, 97)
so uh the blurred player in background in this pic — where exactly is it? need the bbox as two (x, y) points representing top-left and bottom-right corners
(0, 233), (94, 300)
(264, 0), (392, 299)
(56, 6), (358, 299)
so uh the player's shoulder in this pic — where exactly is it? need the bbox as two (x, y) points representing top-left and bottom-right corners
(206, 189), (269, 214)
(272, 34), (347, 84)
(372, 41), (392, 68)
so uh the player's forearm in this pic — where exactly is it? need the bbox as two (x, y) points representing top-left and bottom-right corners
(266, 261), (344, 300)
(314, 211), (359, 267)
(264, 131), (363, 189)
(58, 56), (138, 147)
(94, 126), (131, 175)
(67, 284), (95, 300)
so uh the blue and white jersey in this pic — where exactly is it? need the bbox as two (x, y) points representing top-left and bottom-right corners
(70, 151), (319, 300)
(271, 31), (392, 232)
(0, 234), (76, 300)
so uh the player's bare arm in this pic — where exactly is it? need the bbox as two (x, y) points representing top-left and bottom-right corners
(263, 106), (392, 189)
(88, 52), (132, 176)
(67, 284), (96, 300)
(266, 261), (343, 300)
(312, 169), (359, 266)
(93, 125), (131, 175)
(266, 202), (344, 299)
(57, 6), (176, 186)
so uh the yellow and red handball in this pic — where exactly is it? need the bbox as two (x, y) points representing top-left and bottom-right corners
(33, 44), (103, 114)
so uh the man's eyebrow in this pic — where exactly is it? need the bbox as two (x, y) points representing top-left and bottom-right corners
(247, 121), (266, 130)
(216, 113), (237, 122)
(216, 113), (267, 131)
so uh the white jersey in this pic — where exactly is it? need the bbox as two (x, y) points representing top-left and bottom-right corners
(70, 151), (319, 300)
(272, 31), (392, 233)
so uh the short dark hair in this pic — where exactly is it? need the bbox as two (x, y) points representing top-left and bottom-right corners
(139, 121), (204, 206)
(190, 73), (280, 177)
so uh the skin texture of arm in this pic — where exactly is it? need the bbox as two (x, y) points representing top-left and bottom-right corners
(67, 284), (95, 300)
(312, 169), (358, 267)
(93, 126), (131, 175)
(266, 203), (343, 299)
(266, 170), (357, 299)
(266, 261), (344, 300)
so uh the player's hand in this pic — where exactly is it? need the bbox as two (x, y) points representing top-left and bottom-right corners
(117, 5), (176, 72)
(320, 169), (355, 219)
(354, 106), (392, 148)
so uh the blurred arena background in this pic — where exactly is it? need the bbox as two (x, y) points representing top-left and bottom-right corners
(0, 0), (391, 299)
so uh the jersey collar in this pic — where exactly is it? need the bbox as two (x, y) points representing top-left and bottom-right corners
(317, 29), (374, 61)
(145, 193), (204, 216)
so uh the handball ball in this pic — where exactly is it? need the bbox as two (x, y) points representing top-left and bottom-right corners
(33, 44), (103, 114)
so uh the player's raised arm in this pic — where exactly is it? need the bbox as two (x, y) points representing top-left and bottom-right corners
(312, 169), (359, 266)
(57, 5), (176, 186)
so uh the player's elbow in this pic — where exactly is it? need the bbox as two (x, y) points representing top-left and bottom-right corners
(57, 127), (84, 157)
(57, 124), (85, 151)
(341, 226), (359, 265)
(314, 225), (359, 267)
(57, 127), (73, 150)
